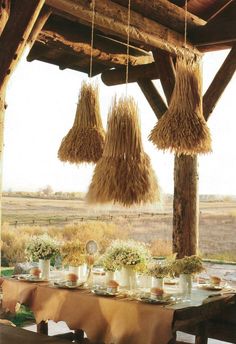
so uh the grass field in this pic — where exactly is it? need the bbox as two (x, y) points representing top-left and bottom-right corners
(2, 196), (236, 261)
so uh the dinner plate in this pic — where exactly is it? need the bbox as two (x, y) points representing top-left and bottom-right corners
(52, 281), (84, 289)
(138, 297), (171, 305)
(91, 289), (118, 297)
(17, 275), (46, 282)
(198, 284), (223, 291)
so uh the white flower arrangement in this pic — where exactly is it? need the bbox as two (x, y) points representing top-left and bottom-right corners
(25, 234), (60, 261)
(104, 240), (150, 271)
(148, 261), (171, 278)
(172, 255), (204, 275)
(60, 240), (85, 266)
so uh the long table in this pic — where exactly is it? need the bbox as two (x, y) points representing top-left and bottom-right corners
(1, 278), (235, 344)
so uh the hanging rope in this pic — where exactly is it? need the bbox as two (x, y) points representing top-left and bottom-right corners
(89, 0), (96, 78)
(125, 0), (131, 95)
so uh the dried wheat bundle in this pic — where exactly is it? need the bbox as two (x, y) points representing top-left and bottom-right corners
(86, 96), (160, 206)
(149, 55), (212, 155)
(58, 81), (105, 163)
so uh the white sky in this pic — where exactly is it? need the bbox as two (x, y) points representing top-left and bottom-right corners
(2, 49), (236, 195)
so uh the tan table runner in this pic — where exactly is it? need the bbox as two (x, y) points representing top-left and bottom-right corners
(1, 279), (175, 344)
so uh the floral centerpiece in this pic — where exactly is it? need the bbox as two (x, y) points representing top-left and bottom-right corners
(172, 255), (204, 275)
(105, 239), (150, 271)
(60, 240), (85, 267)
(148, 262), (171, 278)
(98, 254), (117, 272)
(25, 234), (60, 261)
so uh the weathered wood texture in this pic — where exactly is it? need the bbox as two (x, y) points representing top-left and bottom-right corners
(0, 86), (6, 264)
(0, 0), (10, 35)
(0, 0), (45, 90)
(138, 79), (167, 120)
(153, 49), (176, 104)
(111, 0), (205, 33)
(173, 155), (199, 258)
(203, 43), (236, 120)
(101, 62), (158, 86)
(46, 0), (199, 56)
(28, 6), (52, 48)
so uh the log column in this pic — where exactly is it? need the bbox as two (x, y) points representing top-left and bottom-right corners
(173, 154), (199, 258)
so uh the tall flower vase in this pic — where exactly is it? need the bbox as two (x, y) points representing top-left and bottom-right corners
(152, 277), (164, 289)
(179, 274), (192, 300)
(120, 267), (136, 290)
(39, 259), (50, 280)
(69, 265), (85, 280)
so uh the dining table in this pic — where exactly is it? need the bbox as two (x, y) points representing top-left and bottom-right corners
(0, 277), (235, 344)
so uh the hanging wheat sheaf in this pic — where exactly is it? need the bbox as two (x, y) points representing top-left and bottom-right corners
(86, 96), (160, 207)
(149, 55), (212, 155)
(58, 82), (105, 164)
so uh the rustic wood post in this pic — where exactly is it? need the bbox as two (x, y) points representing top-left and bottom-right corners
(173, 154), (199, 258)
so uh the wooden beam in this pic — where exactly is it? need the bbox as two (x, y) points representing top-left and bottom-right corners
(28, 29), (151, 68)
(153, 49), (176, 105)
(46, 0), (199, 57)
(27, 6), (52, 48)
(203, 44), (236, 121)
(173, 154), (199, 258)
(101, 62), (159, 86)
(194, 19), (236, 48)
(111, 0), (205, 34)
(0, 0), (10, 35)
(138, 79), (167, 120)
(0, 0), (45, 90)
(0, 85), (6, 264)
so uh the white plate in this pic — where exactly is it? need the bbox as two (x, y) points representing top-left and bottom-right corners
(138, 297), (171, 305)
(17, 275), (45, 282)
(52, 281), (84, 289)
(91, 289), (118, 297)
(198, 284), (223, 291)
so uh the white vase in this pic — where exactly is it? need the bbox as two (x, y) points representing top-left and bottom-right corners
(179, 274), (192, 300)
(120, 267), (136, 290)
(39, 259), (50, 280)
(106, 271), (115, 283)
(152, 277), (164, 289)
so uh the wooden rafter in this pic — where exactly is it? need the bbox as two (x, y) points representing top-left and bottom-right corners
(46, 0), (199, 56)
(138, 79), (167, 120)
(0, 0), (10, 35)
(153, 49), (176, 105)
(203, 44), (236, 121)
(28, 6), (52, 48)
(111, 0), (205, 34)
(0, 0), (45, 90)
(101, 63), (159, 86)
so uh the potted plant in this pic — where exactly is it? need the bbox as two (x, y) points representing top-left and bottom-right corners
(104, 240), (150, 289)
(25, 234), (59, 280)
(172, 255), (204, 299)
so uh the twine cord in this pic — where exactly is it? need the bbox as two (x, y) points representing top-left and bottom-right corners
(125, 0), (131, 95)
(89, 0), (96, 78)
(184, 0), (187, 49)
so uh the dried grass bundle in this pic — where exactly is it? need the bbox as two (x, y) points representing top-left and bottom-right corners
(58, 81), (105, 163)
(149, 56), (212, 155)
(87, 96), (160, 206)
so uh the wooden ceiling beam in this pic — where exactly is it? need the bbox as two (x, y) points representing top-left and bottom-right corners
(101, 62), (159, 86)
(138, 79), (167, 120)
(46, 0), (199, 57)
(0, 0), (10, 36)
(0, 0), (45, 90)
(111, 0), (205, 34)
(28, 29), (152, 69)
(203, 44), (236, 121)
(27, 6), (52, 48)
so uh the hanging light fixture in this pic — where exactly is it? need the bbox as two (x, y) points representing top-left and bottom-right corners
(86, 0), (160, 207)
(149, 1), (211, 156)
(58, 0), (105, 164)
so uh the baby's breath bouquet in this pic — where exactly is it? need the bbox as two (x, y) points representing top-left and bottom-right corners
(25, 234), (60, 261)
(97, 253), (117, 272)
(172, 255), (204, 275)
(105, 240), (150, 271)
(148, 261), (171, 278)
(60, 240), (85, 266)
